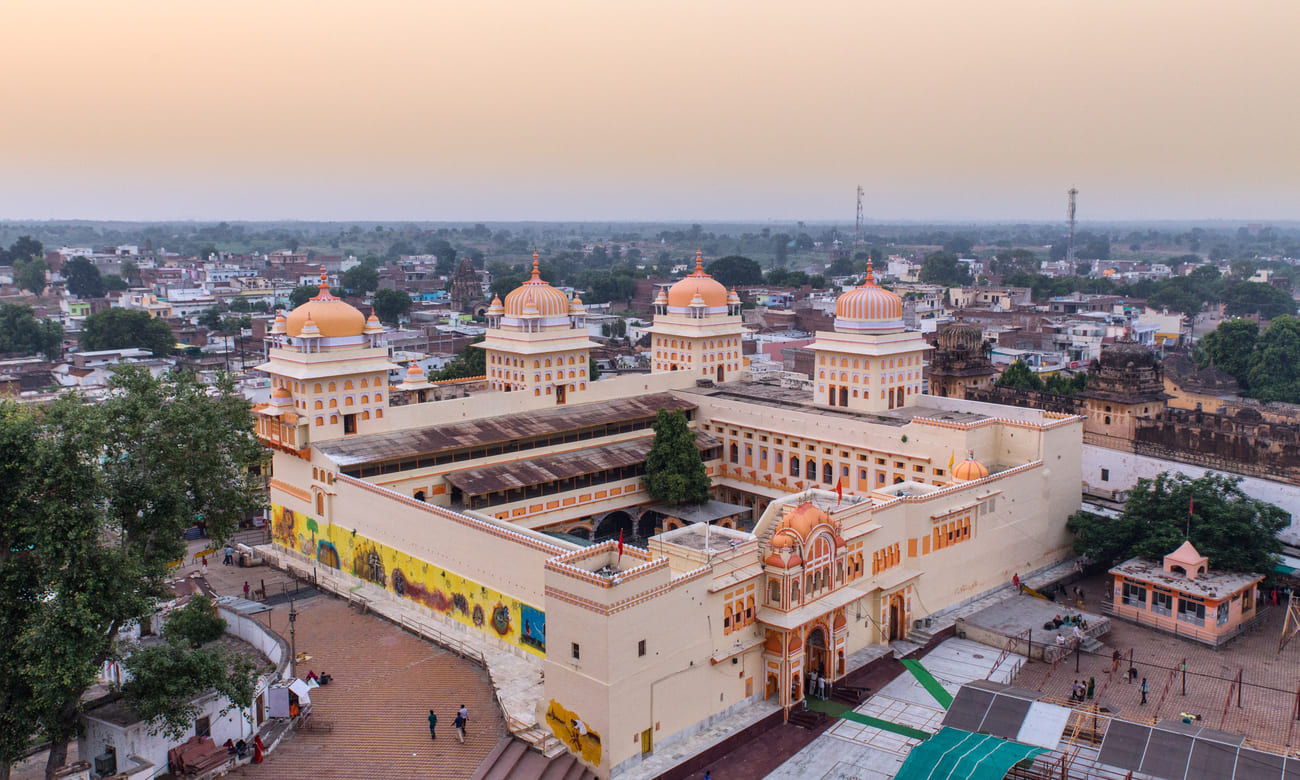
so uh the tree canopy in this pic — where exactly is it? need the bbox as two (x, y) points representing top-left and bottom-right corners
(1066, 472), (1286, 574)
(288, 285), (318, 308)
(372, 288), (412, 324)
(62, 257), (106, 299)
(707, 256), (762, 287)
(429, 336), (485, 381)
(80, 308), (175, 357)
(1200, 316), (1300, 403)
(917, 251), (972, 287)
(1221, 281), (1298, 320)
(0, 366), (265, 777)
(13, 257), (48, 296)
(995, 359), (1042, 391)
(0, 303), (62, 359)
(341, 264), (379, 294)
(643, 409), (711, 505)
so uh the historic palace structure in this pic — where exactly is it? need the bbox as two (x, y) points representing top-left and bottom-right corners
(253, 260), (1083, 778)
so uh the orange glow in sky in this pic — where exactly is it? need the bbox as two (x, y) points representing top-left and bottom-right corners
(3, 0), (1299, 220)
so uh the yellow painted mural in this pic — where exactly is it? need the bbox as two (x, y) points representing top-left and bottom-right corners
(545, 699), (602, 767)
(271, 503), (547, 657)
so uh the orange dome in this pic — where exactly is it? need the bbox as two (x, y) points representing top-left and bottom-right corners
(503, 252), (570, 318)
(835, 260), (903, 332)
(771, 531), (796, 549)
(271, 386), (292, 399)
(667, 250), (728, 308)
(765, 552), (792, 569)
(952, 453), (990, 482)
(286, 268), (366, 338)
(775, 502), (832, 543)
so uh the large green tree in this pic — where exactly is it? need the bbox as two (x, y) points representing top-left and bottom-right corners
(1221, 281), (1298, 320)
(1245, 316), (1300, 403)
(1199, 318), (1258, 386)
(288, 285), (318, 308)
(918, 251), (972, 287)
(61, 257), (106, 299)
(80, 308), (175, 357)
(0, 303), (62, 359)
(995, 359), (1043, 391)
(372, 288), (412, 324)
(0, 366), (265, 778)
(707, 256), (762, 287)
(13, 257), (48, 296)
(119, 595), (257, 739)
(341, 265), (379, 294)
(643, 409), (711, 505)
(1066, 472), (1286, 573)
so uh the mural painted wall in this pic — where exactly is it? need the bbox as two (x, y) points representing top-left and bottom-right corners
(545, 699), (602, 768)
(272, 503), (547, 657)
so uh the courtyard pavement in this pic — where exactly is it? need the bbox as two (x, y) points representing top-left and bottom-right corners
(764, 638), (1017, 780)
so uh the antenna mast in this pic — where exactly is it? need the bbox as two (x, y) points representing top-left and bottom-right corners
(855, 185), (865, 245)
(1066, 187), (1078, 269)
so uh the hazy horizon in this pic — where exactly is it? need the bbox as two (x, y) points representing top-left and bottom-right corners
(4, 1), (1298, 223)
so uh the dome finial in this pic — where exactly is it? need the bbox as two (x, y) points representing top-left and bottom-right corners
(319, 265), (329, 289)
(695, 248), (705, 274)
(864, 258), (875, 284)
(531, 250), (541, 280)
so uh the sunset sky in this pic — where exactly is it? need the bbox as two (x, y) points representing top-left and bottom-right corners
(3, 1), (1299, 222)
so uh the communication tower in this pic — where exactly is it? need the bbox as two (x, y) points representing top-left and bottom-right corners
(855, 185), (865, 245)
(1066, 187), (1078, 268)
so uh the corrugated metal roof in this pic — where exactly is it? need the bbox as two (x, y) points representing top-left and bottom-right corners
(318, 393), (695, 466)
(443, 431), (718, 496)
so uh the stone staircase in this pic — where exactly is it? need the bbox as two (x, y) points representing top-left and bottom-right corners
(470, 738), (598, 780)
(787, 707), (827, 730)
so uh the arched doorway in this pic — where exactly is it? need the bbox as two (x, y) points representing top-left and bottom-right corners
(766, 674), (779, 700)
(888, 593), (906, 641)
(636, 512), (659, 540)
(717, 365), (724, 383)
(807, 627), (828, 679)
(594, 511), (634, 543)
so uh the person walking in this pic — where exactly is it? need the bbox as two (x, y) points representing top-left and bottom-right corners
(427, 710), (437, 740)
(453, 711), (466, 744)
(224, 545), (234, 566)
(1012, 573), (1021, 591)
(1087, 677), (1095, 700)
(201, 556), (208, 575)
(458, 704), (469, 740)
(244, 581), (251, 600)
(1111, 650), (1121, 672)
(1140, 678), (1149, 706)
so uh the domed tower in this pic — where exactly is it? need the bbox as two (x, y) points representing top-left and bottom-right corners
(479, 252), (598, 404)
(646, 250), (745, 383)
(807, 261), (931, 412)
(1078, 341), (1167, 439)
(928, 322), (995, 399)
(255, 267), (398, 446)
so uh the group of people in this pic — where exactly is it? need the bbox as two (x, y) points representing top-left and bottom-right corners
(805, 670), (830, 699)
(428, 705), (471, 744)
(1045, 613), (1089, 632)
(1069, 678), (1095, 702)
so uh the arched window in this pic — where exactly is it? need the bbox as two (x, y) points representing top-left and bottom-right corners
(329, 399), (337, 408)
(769, 580), (781, 604)
(344, 380), (354, 390)
(328, 382), (337, 391)
(730, 443), (739, 463)
(315, 416), (324, 426)
(360, 378), (368, 388)
(344, 397), (354, 406)
(314, 400), (323, 410)
(330, 414), (338, 424)
(316, 493), (324, 515)
(823, 462), (834, 484)
(314, 383), (322, 393)
(362, 410), (370, 420)
(361, 394), (369, 404)
(790, 457), (800, 477)
(807, 458), (816, 479)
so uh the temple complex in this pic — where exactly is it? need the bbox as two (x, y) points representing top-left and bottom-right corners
(253, 259), (1084, 778)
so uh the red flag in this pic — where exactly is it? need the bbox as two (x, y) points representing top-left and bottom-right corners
(836, 478), (843, 505)
(1189, 495), (1194, 516)
(617, 529), (624, 563)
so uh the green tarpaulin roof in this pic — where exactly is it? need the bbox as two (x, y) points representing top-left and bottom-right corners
(895, 727), (1046, 780)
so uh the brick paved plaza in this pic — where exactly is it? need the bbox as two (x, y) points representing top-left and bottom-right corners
(200, 542), (505, 779)
(1012, 573), (1300, 750)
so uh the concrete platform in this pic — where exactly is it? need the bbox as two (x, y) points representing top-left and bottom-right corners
(957, 594), (1109, 662)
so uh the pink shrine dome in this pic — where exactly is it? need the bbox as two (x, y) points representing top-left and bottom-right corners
(834, 260), (904, 333)
(503, 251), (570, 318)
(667, 250), (728, 309)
